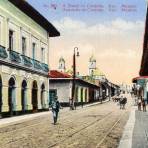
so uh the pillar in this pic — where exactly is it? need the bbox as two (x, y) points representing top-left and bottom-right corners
(44, 90), (48, 108)
(37, 88), (41, 109)
(16, 87), (22, 111)
(26, 87), (32, 110)
(2, 85), (9, 112)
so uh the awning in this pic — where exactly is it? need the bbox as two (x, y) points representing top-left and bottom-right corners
(132, 76), (148, 83)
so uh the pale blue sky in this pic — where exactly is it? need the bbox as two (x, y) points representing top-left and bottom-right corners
(28, 0), (146, 24)
(27, 0), (147, 84)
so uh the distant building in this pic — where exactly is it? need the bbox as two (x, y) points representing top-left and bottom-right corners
(0, 0), (60, 117)
(89, 55), (96, 76)
(58, 57), (66, 72)
(49, 70), (100, 106)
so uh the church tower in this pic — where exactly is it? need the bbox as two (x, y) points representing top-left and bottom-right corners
(58, 57), (66, 72)
(89, 55), (96, 76)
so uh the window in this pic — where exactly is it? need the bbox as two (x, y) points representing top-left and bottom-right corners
(22, 37), (26, 55)
(41, 47), (45, 62)
(9, 30), (13, 50)
(32, 43), (36, 59)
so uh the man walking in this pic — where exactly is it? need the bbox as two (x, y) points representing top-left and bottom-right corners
(51, 96), (60, 125)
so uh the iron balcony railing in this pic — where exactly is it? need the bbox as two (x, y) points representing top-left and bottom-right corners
(9, 50), (21, 63)
(0, 45), (49, 73)
(33, 59), (42, 70)
(21, 55), (33, 67)
(0, 45), (8, 59)
(41, 63), (49, 72)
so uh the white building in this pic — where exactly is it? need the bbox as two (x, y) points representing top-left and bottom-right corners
(49, 70), (100, 106)
(0, 0), (60, 117)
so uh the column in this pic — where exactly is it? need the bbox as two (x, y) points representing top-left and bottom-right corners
(78, 87), (81, 102)
(15, 87), (22, 111)
(87, 88), (89, 102)
(44, 90), (48, 109)
(2, 85), (9, 112)
(83, 88), (85, 102)
(12, 86), (18, 111)
(37, 88), (41, 109)
(26, 87), (32, 110)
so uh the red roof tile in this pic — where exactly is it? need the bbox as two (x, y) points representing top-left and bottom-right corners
(49, 70), (72, 78)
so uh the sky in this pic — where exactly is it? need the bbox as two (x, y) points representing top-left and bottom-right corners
(28, 0), (147, 85)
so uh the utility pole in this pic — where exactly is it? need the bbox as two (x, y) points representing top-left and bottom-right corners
(70, 47), (79, 110)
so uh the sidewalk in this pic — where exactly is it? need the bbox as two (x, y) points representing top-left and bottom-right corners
(119, 105), (148, 148)
(0, 99), (109, 128)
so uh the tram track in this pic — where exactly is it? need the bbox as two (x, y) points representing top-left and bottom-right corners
(48, 111), (114, 148)
(0, 100), (130, 148)
(0, 110), (113, 147)
(0, 104), (110, 146)
(0, 102), (109, 134)
(95, 110), (128, 148)
(48, 110), (128, 148)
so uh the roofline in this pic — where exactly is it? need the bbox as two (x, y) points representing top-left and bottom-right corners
(49, 78), (100, 88)
(8, 0), (60, 37)
(133, 76), (148, 81)
(49, 78), (72, 80)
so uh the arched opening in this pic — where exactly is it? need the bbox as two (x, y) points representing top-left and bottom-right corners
(41, 84), (45, 109)
(32, 81), (38, 112)
(0, 76), (2, 116)
(102, 84), (107, 100)
(8, 77), (16, 116)
(85, 89), (87, 102)
(21, 80), (27, 113)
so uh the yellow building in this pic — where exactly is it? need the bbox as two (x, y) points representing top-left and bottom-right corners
(0, 0), (59, 117)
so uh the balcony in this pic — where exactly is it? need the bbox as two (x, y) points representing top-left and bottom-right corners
(42, 63), (49, 72)
(0, 45), (8, 59)
(0, 45), (49, 74)
(33, 59), (42, 70)
(21, 55), (33, 67)
(9, 50), (21, 63)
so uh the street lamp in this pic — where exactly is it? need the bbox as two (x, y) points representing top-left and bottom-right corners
(70, 47), (79, 110)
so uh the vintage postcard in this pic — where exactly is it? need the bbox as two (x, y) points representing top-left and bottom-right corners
(0, 0), (147, 148)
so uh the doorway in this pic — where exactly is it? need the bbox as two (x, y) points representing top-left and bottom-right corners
(21, 80), (27, 113)
(41, 84), (45, 109)
(32, 81), (38, 112)
(8, 77), (15, 116)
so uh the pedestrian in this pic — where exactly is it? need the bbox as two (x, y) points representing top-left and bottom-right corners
(137, 97), (141, 111)
(142, 98), (146, 112)
(51, 96), (60, 125)
(119, 96), (123, 109)
(123, 97), (127, 109)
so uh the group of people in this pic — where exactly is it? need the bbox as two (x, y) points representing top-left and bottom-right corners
(137, 96), (146, 112)
(112, 94), (127, 109)
(119, 96), (127, 109)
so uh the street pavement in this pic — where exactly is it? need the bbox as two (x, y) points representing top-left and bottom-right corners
(0, 99), (109, 128)
(0, 96), (131, 148)
(119, 102), (148, 148)
(1, 95), (146, 148)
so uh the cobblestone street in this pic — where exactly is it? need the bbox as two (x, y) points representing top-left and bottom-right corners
(0, 95), (132, 148)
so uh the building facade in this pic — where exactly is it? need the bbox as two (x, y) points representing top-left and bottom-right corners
(132, 5), (148, 103)
(0, 0), (59, 116)
(49, 70), (100, 106)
